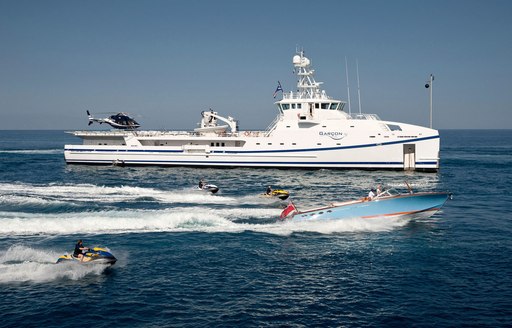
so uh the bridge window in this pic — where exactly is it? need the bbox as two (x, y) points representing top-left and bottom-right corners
(330, 103), (338, 110)
(297, 104), (302, 109)
(321, 103), (329, 109)
(291, 104), (296, 109)
(282, 104), (290, 110)
(387, 124), (402, 131)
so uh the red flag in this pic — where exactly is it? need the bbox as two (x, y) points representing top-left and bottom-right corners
(280, 203), (296, 219)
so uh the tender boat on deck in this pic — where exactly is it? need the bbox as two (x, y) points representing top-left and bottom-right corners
(280, 189), (451, 221)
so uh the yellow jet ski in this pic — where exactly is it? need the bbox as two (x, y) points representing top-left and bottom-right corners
(262, 189), (290, 200)
(56, 247), (117, 265)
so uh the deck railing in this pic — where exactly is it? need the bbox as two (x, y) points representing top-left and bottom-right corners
(282, 91), (333, 100)
(263, 114), (282, 136)
(348, 113), (381, 121)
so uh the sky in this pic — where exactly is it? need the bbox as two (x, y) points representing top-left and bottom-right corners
(0, 0), (511, 130)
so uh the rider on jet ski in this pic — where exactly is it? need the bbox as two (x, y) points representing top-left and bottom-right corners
(74, 239), (89, 262)
(266, 185), (273, 195)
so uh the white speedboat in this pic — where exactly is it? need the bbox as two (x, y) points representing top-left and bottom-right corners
(65, 51), (440, 171)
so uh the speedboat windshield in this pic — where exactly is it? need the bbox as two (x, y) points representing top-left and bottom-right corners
(375, 188), (400, 199)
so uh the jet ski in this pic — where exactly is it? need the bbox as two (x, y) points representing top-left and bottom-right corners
(261, 189), (290, 200)
(198, 184), (219, 194)
(56, 247), (117, 265)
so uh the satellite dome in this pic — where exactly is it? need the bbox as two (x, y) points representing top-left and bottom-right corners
(292, 55), (301, 65)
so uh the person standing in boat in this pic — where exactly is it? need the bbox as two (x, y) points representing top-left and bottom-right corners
(376, 184), (383, 195)
(367, 188), (376, 201)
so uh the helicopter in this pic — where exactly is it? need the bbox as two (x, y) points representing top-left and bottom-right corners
(86, 110), (141, 129)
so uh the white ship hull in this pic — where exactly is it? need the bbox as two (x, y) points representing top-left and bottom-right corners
(64, 125), (439, 171)
(65, 51), (440, 172)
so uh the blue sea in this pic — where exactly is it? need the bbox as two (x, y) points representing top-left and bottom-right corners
(0, 130), (511, 327)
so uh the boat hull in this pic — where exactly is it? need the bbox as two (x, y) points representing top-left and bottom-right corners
(291, 192), (450, 222)
(64, 133), (440, 171)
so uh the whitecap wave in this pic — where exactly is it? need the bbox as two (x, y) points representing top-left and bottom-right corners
(0, 149), (63, 154)
(0, 182), (239, 206)
(0, 194), (70, 207)
(0, 205), (406, 236)
(0, 207), (279, 235)
(271, 216), (409, 235)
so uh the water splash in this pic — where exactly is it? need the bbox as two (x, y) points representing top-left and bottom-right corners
(0, 245), (109, 283)
(0, 182), (258, 206)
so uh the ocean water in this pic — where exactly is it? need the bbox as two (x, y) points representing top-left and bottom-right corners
(0, 129), (511, 327)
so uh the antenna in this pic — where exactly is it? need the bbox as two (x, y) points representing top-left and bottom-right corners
(425, 74), (434, 128)
(356, 58), (362, 115)
(345, 57), (352, 115)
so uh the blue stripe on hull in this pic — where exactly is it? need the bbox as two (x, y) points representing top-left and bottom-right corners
(216, 135), (440, 154)
(65, 159), (438, 167)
